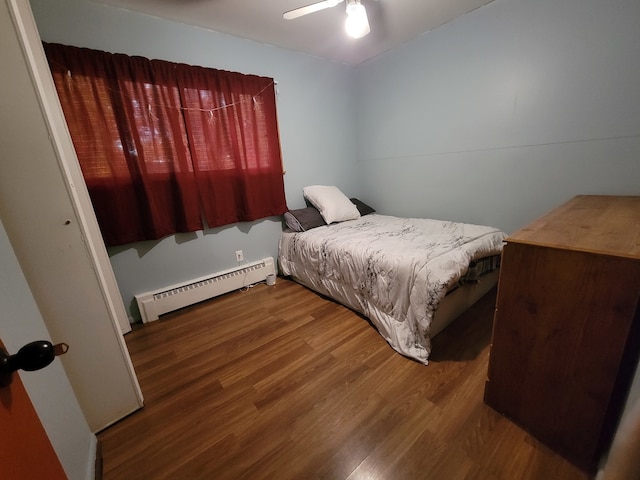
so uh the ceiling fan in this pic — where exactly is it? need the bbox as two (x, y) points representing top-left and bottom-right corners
(283, 0), (371, 39)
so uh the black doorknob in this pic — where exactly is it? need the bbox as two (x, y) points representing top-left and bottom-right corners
(0, 340), (69, 387)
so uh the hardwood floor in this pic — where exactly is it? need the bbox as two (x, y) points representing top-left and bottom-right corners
(98, 278), (591, 480)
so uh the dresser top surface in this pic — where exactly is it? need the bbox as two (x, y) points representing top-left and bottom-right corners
(507, 195), (640, 259)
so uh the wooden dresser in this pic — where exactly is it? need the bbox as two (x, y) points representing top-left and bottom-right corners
(484, 195), (640, 474)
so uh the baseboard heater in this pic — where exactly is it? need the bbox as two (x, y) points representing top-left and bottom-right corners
(135, 257), (275, 323)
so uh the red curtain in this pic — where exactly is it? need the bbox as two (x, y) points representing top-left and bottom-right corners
(43, 43), (286, 246)
(176, 65), (287, 227)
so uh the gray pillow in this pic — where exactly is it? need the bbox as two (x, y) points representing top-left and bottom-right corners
(284, 207), (326, 232)
(350, 198), (376, 216)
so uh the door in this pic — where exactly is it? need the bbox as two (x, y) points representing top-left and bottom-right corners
(2, 0), (143, 435)
(0, 341), (66, 480)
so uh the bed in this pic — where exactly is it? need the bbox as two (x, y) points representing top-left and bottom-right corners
(278, 186), (507, 365)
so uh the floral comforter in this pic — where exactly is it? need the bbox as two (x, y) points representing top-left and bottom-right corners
(278, 214), (506, 364)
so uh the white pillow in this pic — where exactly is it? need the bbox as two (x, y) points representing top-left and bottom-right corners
(303, 185), (361, 224)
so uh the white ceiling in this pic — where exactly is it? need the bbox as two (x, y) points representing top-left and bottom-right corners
(91, 0), (495, 65)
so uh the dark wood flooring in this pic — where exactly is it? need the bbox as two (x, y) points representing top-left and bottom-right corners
(97, 277), (591, 480)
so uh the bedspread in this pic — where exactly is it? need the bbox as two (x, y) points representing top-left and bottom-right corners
(278, 214), (506, 364)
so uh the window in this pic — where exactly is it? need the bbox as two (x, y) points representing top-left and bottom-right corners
(44, 43), (286, 246)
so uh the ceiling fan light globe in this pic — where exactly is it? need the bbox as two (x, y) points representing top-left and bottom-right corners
(345, 2), (370, 39)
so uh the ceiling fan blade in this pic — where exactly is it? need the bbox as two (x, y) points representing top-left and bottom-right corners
(283, 0), (344, 20)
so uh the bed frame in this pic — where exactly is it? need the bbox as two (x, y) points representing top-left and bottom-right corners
(288, 268), (499, 341)
(429, 269), (499, 337)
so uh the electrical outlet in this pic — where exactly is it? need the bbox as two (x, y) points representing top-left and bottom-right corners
(235, 250), (244, 262)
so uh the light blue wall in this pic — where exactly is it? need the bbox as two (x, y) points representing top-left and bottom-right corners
(355, 0), (640, 234)
(30, 0), (358, 322)
(31, 0), (640, 322)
